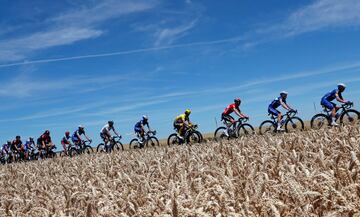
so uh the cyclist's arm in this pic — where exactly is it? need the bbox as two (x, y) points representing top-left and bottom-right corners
(84, 133), (91, 141)
(336, 92), (347, 103)
(280, 99), (292, 110)
(113, 128), (120, 137)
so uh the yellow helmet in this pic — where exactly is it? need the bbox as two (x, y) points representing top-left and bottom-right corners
(185, 109), (191, 115)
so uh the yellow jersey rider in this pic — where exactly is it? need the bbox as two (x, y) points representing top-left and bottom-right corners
(174, 109), (192, 139)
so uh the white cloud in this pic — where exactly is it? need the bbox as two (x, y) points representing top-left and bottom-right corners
(154, 19), (198, 46)
(283, 0), (360, 36)
(0, 0), (157, 63)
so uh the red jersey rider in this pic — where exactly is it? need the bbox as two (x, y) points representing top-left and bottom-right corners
(222, 98), (248, 137)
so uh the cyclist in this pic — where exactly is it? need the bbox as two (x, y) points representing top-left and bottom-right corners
(37, 130), (55, 155)
(72, 125), (91, 147)
(24, 137), (35, 160)
(1, 141), (11, 162)
(321, 83), (350, 126)
(268, 91), (294, 131)
(11, 135), (23, 161)
(61, 131), (72, 155)
(222, 98), (249, 137)
(174, 109), (193, 140)
(100, 121), (120, 148)
(134, 116), (151, 146)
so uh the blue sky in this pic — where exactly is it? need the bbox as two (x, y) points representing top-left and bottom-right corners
(1, 0), (360, 148)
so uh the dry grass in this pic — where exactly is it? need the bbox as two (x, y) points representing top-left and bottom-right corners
(1, 126), (360, 216)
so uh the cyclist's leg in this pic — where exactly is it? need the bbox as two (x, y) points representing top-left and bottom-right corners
(269, 107), (281, 130)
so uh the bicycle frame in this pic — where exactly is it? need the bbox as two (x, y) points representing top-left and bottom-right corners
(322, 103), (353, 121)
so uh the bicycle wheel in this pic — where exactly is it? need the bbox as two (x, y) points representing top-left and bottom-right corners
(186, 131), (201, 144)
(69, 148), (79, 157)
(311, 114), (330, 130)
(113, 142), (124, 151)
(195, 131), (203, 143)
(96, 143), (106, 153)
(129, 139), (141, 149)
(238, 123), (255, 137)
(214, 127), (228, 141)
(167, 133), (181, 146)
(340, 109), (360, 126)
(285, 117), (304, 133)
(146, 136), (160, 147)
(259, 120), (276, 135)
(84, 145), (93, 155)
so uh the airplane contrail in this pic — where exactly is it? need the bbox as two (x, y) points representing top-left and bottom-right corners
(0, 37), (244, 68)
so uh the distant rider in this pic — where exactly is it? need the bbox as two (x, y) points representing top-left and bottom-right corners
(61, 131), (72, 155)
(174, 109), (193, 140)
(134, 116), (151, 146)
(100, 121), (120, 148)
(222, 98), (249, 137)
(72, 125), (91, 147)
(321, 83), (350, 126)
(268, 91), (294, 131)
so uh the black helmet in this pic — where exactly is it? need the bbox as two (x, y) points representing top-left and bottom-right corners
(108, 120), (114, 126)
(44, 130), (50, 135)
(16, 135), (21, 139)
(234, 98), (241, 104)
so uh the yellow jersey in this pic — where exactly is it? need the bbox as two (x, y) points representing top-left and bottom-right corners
(175, 114), (189, 123)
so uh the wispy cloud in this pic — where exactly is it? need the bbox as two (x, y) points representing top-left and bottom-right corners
(0, 0), (157, 63)
(252, 0), (360, 44)
(154, 19), (198, 46)
(0, 36), (244, 68)
(0, 73), (131, 97)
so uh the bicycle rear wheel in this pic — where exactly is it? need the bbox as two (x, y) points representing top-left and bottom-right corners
(259, 120), (276, 135)
(311, 114), (330, 130)
(285, 117), (304, 133)
(167, 133), (181, 146)
(214, 127), (228, 141)
(129, 139), (141, 149)
(96, 143), (106, 153)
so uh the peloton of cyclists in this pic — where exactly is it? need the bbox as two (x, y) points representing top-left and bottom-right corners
(100, 121), (121, 149)
(268, 91), (295, 131)
(321, 83), (351, 126)
(222, 98), (249, 137)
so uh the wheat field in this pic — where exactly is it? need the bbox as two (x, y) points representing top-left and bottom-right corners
(0, 126), (360, 216)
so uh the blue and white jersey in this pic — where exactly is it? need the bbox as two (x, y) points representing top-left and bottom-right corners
(269, 96), (286, 109)
(322, 89), (338, 102)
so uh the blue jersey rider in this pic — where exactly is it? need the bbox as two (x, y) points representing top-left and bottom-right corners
(268, 91), (294, 131)
(321, 83), (350, 126)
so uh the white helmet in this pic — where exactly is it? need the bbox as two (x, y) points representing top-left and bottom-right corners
(338, 83), (346, 88)
(78, 125), (84, 129)
(280, 91), (288, 95)
(142, 115), (148, 120)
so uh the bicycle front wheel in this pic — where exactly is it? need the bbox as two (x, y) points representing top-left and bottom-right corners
(84, 146), (94, 155)
(340, 109), (360, 126)
(186, 131), (201, 144)
(146, 136), (159, 147)
(113, 142), (124, 151)
(285, 117), (304, 133)
(238, 124), (255, 137)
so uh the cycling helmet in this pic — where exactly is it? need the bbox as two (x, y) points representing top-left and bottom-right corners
(280, 91), (288, 96)
(185, 109), (191, 115)
(234, 98), (241, 104)
(7, 140), (11, 144)
(44, 130), (50, 135)
(78, 125), (84, 130)
(65, 131), (70, 136)
(338, 83), (346, 90)
(29, 137), (34, 141)
(16, 135), (21, 139)
(108, 120), (114, 126)
(142, 115), (148, 120)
